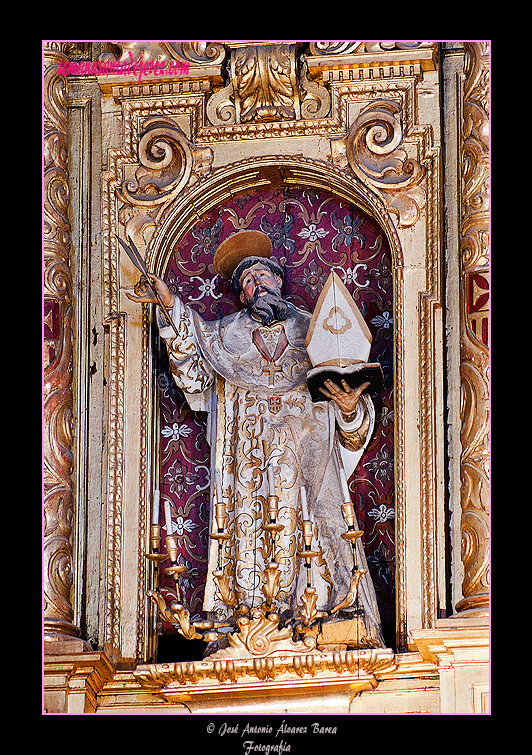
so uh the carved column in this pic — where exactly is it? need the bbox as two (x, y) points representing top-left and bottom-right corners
(456, 42), (489, 616)
(43, 43), (83, 644)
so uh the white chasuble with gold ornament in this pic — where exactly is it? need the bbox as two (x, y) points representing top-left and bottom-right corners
(158, 297), (384, 645)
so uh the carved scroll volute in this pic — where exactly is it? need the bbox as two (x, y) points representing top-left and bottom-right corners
(117, 116), (212, 247)
(456, 43), (490, 616)
(43, 45), (80, 642)
(345, 99), (426, 227)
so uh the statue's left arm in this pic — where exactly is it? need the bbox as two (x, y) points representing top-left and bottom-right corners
(334, 394), (373, 452)
(320, 378), (373, 452)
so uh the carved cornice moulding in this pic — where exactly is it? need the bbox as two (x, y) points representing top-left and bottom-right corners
(306, 42), (437, 84)
(134, 647), (397, 703)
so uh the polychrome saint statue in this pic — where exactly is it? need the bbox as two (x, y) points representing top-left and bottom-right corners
(128, 230), (385, 651)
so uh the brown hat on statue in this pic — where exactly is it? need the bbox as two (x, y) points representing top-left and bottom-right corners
(213, 230), (273, 280)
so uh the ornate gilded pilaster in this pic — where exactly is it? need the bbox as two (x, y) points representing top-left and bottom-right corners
(43, 43), (82, 644)
(456, 42), (490, 616)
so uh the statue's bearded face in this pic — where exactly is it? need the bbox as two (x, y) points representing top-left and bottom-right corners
(238, 262), (288, 326)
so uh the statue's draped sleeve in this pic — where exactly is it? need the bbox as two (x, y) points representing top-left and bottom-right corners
(334, 397), (372, 452)
(333, 394), (375, 480)
(157, 297), (215, 410)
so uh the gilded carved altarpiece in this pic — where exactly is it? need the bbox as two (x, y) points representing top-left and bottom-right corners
(43, 41), (489, 714)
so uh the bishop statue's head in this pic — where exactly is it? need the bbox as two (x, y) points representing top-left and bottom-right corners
(213, 231), (288, 326)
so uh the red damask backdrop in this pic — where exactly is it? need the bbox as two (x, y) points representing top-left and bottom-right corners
(156, 186), (396, 646)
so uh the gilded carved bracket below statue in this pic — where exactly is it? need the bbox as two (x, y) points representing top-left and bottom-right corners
(134, 647), (396, 702)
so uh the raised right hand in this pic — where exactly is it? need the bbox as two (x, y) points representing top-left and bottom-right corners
(126, 273), (174, 308)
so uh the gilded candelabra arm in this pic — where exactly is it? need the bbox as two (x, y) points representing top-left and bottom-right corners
(296, 519), (319, 588)
(146, 590), (199, 640)
(340, 501), (365, 578)
(326, 497), (368, 615)
(213, 570), (237, 608)
(263, 492), (284, 591)
(262, 562), (282, 609)
(168, 601), (203, 640)
(329, 570), (367, 615)
(297, 587), (327, 626)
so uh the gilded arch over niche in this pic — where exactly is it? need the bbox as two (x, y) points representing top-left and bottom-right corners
(146, 157), (404, 277)
(135, 155), (408, 652)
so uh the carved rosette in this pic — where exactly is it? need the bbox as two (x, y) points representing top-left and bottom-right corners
(457, 42), (490, 616)
(43, 44), (80, 642)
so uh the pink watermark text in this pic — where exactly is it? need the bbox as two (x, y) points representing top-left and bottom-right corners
(57, 52), (190, 83)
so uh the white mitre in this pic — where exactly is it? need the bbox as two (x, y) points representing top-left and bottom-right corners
(305, 271), (384, 402)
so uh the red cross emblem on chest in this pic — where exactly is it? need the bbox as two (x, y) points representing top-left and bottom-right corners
(268, 396), (282, 414)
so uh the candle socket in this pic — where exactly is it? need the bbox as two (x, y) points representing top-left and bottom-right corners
(150, 524), (161, 552)
(341, 502), (355, 527)
(264, 494), (284, 533)
(210, 501), (230, 542)
(302, 519), (313, 548)
(297, 519), (319, 566)
(341, 502), (364, 541)
(268, 494), (279, 520)
(215, 503), (228, 531)
(165, 534), (179, 564)
(145, 524), (167, 564)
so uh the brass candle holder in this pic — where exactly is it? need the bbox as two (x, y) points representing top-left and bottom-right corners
(210, 496), (230, 576)
(163, 533), (186, 601)
(325, 498), (368, 617)
(210, 501), (231, 542)
(295, 516), (326, 637)
(263, 493), (284, 567)
(145, 524), (168, 566)
(340, 501), (364, 573)
(263, 494), (284, 533)
(296, 519), (319, 589)
(340, 502), (364, 542)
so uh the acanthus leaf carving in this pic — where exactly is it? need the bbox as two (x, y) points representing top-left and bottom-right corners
(205, 44), (331, 127)
(233, 44), (298, 123)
